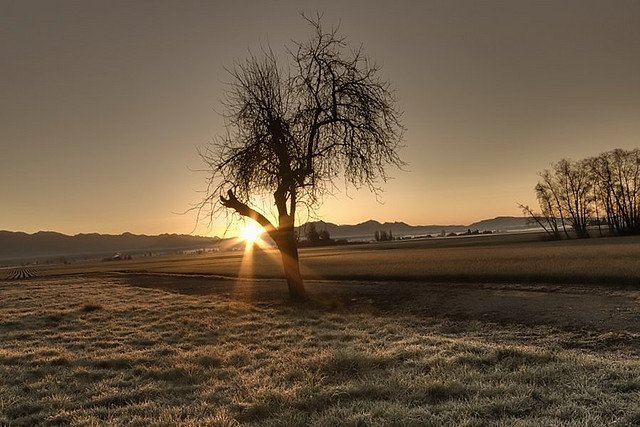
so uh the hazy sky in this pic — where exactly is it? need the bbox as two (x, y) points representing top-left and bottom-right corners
(2, 0), (639, 236)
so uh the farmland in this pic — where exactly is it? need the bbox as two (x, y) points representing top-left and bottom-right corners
(28, 232), (640, 286)
(1, 233), (640, 425)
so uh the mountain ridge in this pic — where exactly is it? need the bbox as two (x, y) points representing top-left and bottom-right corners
(296, 216), (531, 239)
(0, 230), (219, 262)
(0, 216), (532, 261)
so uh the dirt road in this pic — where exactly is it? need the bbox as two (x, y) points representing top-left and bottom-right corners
(118, 272), (640, 353)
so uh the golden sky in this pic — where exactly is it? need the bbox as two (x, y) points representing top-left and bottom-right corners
(1, 1), (639, 236)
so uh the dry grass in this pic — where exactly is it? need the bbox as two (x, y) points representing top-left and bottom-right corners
(1, 277), (639, 426)
(33, 234), (640, 286)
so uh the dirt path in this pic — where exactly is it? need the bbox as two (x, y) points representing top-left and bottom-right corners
(116, 272), (640, 334)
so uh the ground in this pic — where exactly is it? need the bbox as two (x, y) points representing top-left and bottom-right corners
(1, 234), (639, 425)
(126, 274), (640, 339)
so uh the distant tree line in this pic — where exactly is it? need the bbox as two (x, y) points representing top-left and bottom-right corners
(299, 223), (348, 247)
(304, 223), (332, 244)
(374, 230), (394, 241)
(520, 148), (640, 239)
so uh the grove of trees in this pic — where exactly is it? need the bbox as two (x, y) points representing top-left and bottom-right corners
(520, 148), (640, 239)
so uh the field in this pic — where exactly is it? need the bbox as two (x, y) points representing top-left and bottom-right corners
(1, 234), (640, 425)
(27, 233), (640, 286)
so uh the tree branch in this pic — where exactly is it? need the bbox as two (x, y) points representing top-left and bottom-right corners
(220, 189), (280, 242)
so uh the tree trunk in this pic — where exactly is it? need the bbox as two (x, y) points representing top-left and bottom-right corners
(276, 225), (307, 302)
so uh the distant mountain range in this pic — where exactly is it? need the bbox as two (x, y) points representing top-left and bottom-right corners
(0, 216), (533, 262)
(0, 231), (219, 262)
(296, 216), (532, 240)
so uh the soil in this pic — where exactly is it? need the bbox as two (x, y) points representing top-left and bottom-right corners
(116, 272), (640, 334)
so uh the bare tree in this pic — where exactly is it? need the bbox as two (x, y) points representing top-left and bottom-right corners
(530, 159), (592, 238)
(553, 159), (593, 238)
(519, 200), (561, 240)
(537, 168), (570, 238)
(522, 148), (640, 239)
(590, 149), (640, 234)
(195, 16), (404, 301)
(521, 158), (593, 239)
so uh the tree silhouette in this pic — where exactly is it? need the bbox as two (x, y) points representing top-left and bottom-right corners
(590, 149), (640, 235)
(304, 223), (320, 244)
(520, 148), (640, 238)
(196, 16), (404, 301)
(318, 229), (332, 242)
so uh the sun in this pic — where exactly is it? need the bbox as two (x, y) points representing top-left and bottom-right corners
(240, 222), (263, 244)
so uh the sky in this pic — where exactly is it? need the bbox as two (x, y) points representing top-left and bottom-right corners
(1, 0), (639, 236)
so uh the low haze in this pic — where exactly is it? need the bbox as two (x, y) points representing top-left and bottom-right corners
(2, 0), (639, 236)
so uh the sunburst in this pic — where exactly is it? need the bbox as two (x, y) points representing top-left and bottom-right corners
(239, 222), (263, 245)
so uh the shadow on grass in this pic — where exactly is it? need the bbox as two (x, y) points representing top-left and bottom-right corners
(3, 277), (639, 426)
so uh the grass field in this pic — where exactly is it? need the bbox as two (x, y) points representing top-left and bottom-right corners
(23, 233), (640, 286)
(1, 275), (640, 426)
(2, 233), (640, 425)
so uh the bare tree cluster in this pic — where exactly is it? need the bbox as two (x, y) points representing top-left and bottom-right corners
(520, 148), (640, 239)
(591, 149), (640, 234)
(374, 230), (394, 241)
(303, 223), (332, 245)
(194, 16), (404, 300)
